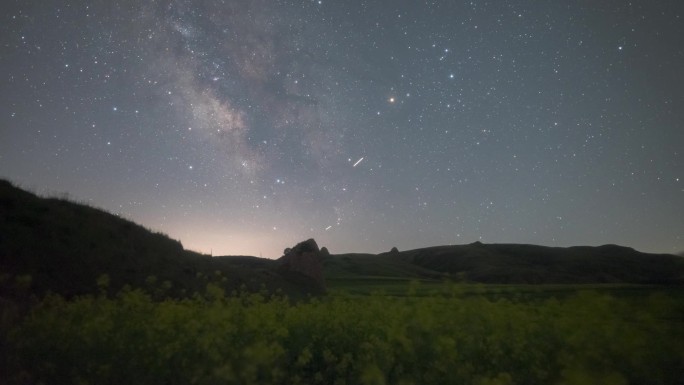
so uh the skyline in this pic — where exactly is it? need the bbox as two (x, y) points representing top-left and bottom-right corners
(1, 0), (683, 258)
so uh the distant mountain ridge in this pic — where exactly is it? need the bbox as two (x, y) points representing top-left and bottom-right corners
(324, 242), (684, 285)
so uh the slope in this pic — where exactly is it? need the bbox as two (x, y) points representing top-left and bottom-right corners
(0, 180), (316, 299)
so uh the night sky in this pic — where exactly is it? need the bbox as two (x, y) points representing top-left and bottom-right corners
(1, 1), (683, 258)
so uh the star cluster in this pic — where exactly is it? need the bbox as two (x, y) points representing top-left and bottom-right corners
(1, 0), (682, 257)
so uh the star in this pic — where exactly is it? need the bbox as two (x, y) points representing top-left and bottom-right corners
(0, 0), (680, 257)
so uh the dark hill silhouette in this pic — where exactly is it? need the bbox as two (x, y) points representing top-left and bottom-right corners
(0, 180), (319, 300)
(2, 179), (681, 301)
(324, 242), (684, 284)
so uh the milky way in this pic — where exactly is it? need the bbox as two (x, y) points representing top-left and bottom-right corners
(1, 1), (683, 257)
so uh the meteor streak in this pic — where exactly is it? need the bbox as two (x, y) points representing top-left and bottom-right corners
(352, 157), (364, 167)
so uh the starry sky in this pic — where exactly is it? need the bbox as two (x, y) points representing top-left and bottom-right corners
(1, 0), (683, 258)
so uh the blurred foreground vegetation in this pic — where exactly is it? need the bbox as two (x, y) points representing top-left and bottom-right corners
(2, 280), (683, 385)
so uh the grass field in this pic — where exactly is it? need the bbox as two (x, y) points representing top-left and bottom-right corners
(326, 276), (684, 300)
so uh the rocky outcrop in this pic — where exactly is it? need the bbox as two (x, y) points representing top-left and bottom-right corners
(278, 239), (326, 292)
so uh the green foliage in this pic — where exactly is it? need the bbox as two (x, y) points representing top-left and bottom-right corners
(1, 285), (682, 385)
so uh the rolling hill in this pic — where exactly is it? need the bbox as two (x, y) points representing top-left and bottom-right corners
(0, 180), (320, 300)
(2, 178), (682, 302)
(323, 242), (684, 285)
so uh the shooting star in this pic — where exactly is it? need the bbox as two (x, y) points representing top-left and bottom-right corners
(325, 225), (332, 231)
(352, 157), (364, 167)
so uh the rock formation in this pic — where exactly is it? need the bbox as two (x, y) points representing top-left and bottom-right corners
(278, 239), (326, 292)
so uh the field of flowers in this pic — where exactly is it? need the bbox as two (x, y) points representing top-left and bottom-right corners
(2, 281), (682, 385)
